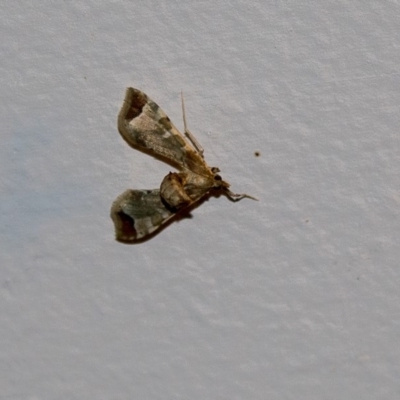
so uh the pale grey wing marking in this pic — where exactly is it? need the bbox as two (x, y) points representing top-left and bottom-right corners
(110, 189), (175, 243)
(118, 88), (206, 172)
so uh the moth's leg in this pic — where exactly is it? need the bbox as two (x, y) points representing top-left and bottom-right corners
(181, 91), (204, 157)
(224, 188), (258, 202)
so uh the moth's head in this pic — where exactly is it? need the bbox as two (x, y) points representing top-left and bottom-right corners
(211, 167), (230, 190)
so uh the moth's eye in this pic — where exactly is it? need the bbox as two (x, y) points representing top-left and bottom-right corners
(214, 174), (222, 181)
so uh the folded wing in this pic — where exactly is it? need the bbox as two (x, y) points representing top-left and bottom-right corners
(118, 88), (208, 174)
(110, 189), (175, 243)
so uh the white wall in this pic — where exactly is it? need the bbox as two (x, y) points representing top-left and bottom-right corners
(1, 1), (400, 399)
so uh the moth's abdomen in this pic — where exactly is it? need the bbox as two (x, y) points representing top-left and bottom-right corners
(160, 172), (192, 210)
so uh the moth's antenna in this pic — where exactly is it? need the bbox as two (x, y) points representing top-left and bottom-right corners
(181, 91), (204, 157)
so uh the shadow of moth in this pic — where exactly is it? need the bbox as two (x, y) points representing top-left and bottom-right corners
(111, 88), (256, 243)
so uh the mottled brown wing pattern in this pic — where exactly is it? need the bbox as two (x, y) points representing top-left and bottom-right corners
(110, 189), (175, 243)
(118, 88), (209, 175)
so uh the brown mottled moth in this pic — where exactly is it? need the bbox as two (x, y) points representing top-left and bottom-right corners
(111, 88), (256, 243)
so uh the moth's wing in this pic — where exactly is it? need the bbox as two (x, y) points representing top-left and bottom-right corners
(117, 88), (209, 174)
(110, 189), (175, 243)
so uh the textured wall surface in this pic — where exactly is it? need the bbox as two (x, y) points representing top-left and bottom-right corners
(1, 1), (400, 399)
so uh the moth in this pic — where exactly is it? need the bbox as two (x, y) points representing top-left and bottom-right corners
(111, 87), (256, 243)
